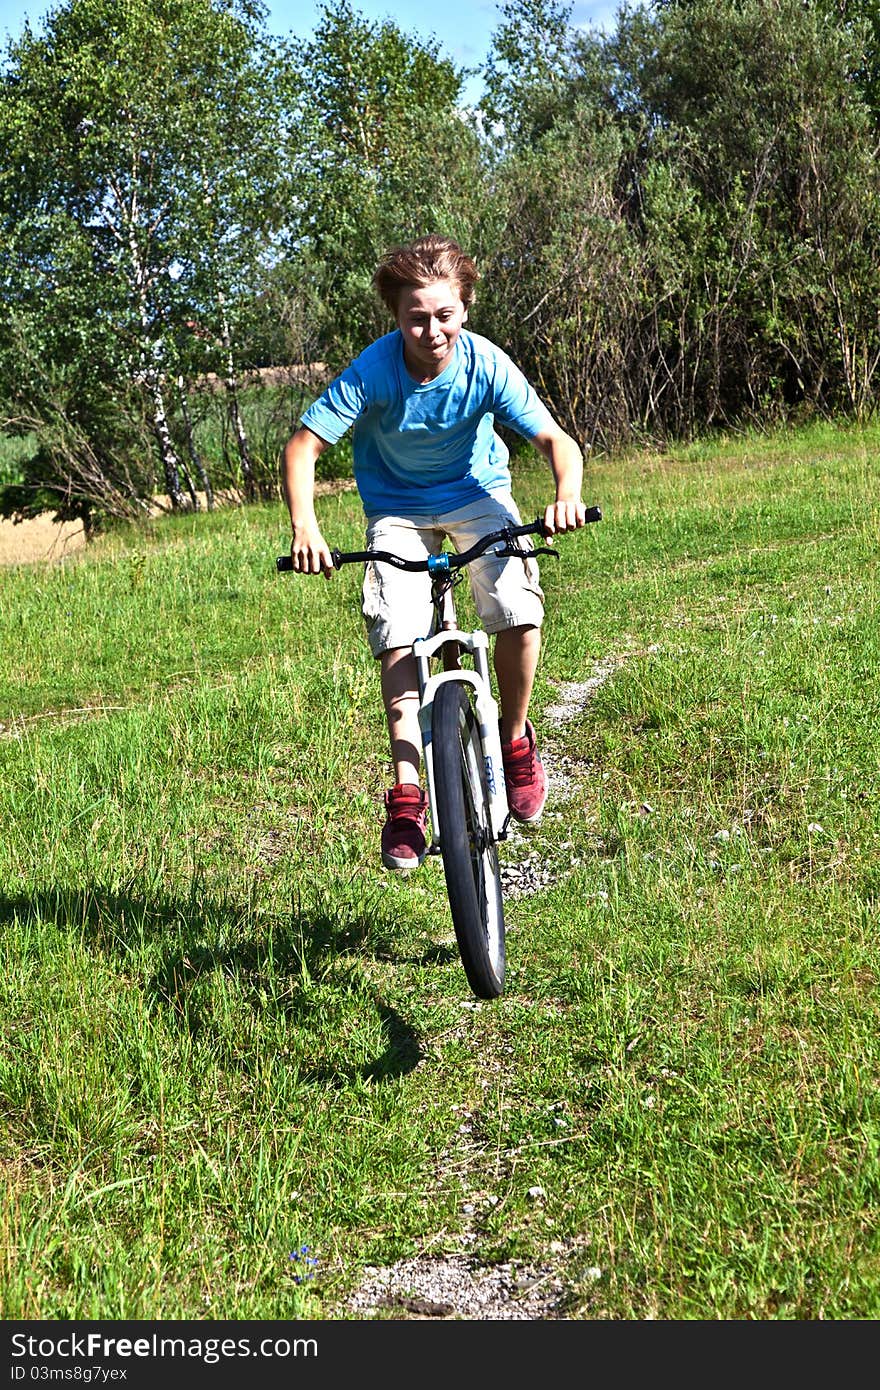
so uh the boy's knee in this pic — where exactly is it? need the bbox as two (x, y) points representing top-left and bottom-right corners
(495, 622), (540, 643)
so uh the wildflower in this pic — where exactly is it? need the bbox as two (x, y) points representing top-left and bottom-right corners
(288, 1245), (319, 1283)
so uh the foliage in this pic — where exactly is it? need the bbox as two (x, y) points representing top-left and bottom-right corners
(480, 0), (575, 145)
(474, 107), (639, 452)
(0, 0), (291, 520)
(474, 0), (880, 448)
(280, 0), (487, 367)
(2, 0), (880, 514)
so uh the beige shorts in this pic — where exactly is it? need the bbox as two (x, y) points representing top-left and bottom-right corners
(361, 494), (545, 658)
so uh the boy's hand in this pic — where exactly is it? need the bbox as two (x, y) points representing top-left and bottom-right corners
(543, 497), (589, 535)
(290, 520), (334, 578)
(532, 426), (589, 534)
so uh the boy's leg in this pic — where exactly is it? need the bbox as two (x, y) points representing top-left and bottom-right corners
(362, 516), (439, 871)
(494, 624), (541, 743)
(494, 623), (547, 824)
(362, 512), (437, 786)
(380, 646), (423, 785)
(378, 646), (428, 870)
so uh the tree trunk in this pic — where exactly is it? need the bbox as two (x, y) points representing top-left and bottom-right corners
(224, 355), (256, 502)
(177, 376), (214, 509)
(219, 299), (256, 501)
(149, 372), (188, 510)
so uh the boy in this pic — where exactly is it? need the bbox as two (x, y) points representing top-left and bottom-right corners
(281, 234), (589, 871)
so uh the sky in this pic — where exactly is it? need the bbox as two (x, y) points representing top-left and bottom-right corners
(1, 0), (622, 98)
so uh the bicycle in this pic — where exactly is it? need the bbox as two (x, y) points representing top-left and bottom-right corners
(277, 506), (602, 1000)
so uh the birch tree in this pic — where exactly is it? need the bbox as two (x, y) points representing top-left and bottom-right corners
(0, 0), (289, 519)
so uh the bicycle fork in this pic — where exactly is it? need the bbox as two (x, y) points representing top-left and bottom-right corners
(414, 627), (510, 853)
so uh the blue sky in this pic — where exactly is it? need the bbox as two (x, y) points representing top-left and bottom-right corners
(2, 0), (622, 90)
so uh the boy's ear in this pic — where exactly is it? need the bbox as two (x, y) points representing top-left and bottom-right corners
(463, 307), (469, 323)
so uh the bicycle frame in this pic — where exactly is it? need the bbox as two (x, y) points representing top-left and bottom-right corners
(414, 577), (510, 852)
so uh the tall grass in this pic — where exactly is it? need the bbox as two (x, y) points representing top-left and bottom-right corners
(1, 420), (878, 1319)
(187, 379), (352, 494)
(0, 380), (348, 518)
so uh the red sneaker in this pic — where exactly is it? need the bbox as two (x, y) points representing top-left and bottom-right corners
(501, 720), (547, 824)
(381, 783), (428, 870)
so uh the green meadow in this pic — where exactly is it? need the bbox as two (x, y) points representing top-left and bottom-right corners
(1, 420), (878, 1319)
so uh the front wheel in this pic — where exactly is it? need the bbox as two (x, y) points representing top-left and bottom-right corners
(432, 681), (506, 999)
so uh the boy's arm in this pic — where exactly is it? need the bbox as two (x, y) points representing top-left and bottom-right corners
(531, 423), (589, 535)
(281, 425), (335, 577)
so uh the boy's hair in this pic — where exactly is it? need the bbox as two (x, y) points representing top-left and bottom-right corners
(373, 235), (479, 315)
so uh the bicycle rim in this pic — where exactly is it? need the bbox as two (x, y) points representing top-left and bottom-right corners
(432, 682), (506, 999)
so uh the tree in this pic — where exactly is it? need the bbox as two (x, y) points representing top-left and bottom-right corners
(613, 0), (880, 422)
(0, 0), (291, 521)
(280, 1), (486, 368)
(474, 0), (880, 443)
(838, 0), (880, 119)
(480, 0), (578, 146)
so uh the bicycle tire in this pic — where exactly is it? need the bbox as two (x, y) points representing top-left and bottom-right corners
(432, 681), (506, 999)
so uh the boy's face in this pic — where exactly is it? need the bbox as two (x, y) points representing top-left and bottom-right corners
(396, 279), (468, 381)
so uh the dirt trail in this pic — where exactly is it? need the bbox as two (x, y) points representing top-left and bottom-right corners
(1, 476), (357, 569)
(0, 513), (88, 566)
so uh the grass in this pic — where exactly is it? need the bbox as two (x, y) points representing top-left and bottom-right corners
(0, 419), (879, 1319)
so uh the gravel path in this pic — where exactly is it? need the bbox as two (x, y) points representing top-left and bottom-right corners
(339, 660), (624, 1320)
(344, 1251), (570, 1320)
(499, 660), (626, 901)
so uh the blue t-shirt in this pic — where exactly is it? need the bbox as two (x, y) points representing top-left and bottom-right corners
(300, 329), (555, 519)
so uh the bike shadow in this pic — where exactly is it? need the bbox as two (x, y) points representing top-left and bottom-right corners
(0, 881), (426, 1084)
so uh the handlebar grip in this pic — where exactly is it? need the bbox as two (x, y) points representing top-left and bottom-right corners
(276, 550), (386, 571)
(527, 506), (602, 535)
(276, 553), (350, 571)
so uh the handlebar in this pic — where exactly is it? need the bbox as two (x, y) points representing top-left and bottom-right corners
(276, 507), (601, 574)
